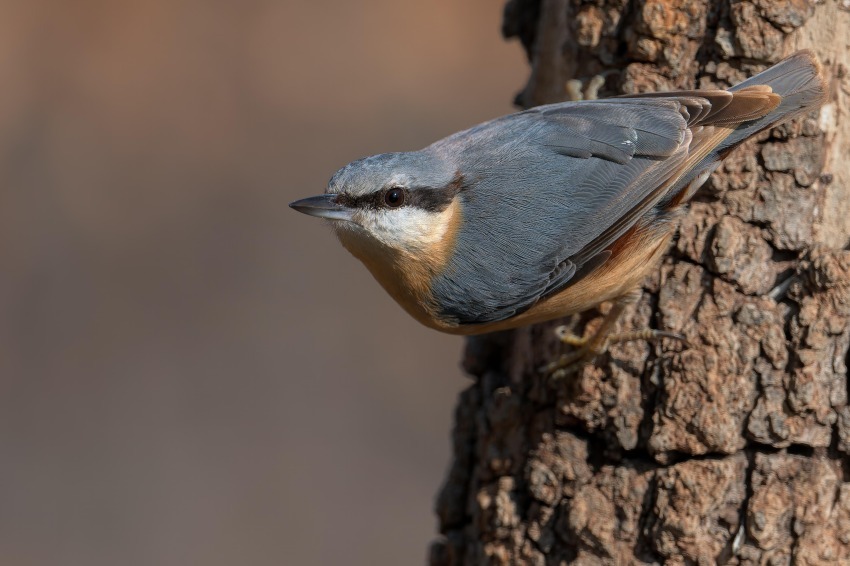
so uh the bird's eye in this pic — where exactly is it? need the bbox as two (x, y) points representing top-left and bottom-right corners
(384, 187), (405, 208)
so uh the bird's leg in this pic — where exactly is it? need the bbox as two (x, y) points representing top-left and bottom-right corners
(542, 289), (682, 379)
(542, 292), (635, 378)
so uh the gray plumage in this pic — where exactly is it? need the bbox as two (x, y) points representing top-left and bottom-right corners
(293, 51), (827, 329)
(427, 51), (824, 324)
(428, 99), (691, 323)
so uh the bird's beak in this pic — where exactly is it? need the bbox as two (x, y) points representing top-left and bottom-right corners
(289, 194), (354, 222)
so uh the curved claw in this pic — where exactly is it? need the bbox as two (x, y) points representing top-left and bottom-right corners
(554, 325), (589, 346)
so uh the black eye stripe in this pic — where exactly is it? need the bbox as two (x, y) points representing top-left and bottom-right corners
(406, 186), (458, 212)
(334, 172), (466, 213)
(333, 191), (387, 210)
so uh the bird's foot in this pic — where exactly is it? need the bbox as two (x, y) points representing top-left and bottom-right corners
(565, 74), (608, 101)
(541, 326), (684, 380)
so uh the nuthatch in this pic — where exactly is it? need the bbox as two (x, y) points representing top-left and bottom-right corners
(290, 51), (826, 372)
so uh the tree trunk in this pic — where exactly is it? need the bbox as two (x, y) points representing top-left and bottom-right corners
(430, 1), (850, 564)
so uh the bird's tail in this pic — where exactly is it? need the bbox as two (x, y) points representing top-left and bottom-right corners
(655, 50), (829, 207)
(720, 49), (828, 151)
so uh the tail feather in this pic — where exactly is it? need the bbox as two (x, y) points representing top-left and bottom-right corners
(720, 49), (828, 150)
(662, 50), (828, 206)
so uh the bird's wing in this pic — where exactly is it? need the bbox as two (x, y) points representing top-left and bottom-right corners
(430, 91), (779, 325)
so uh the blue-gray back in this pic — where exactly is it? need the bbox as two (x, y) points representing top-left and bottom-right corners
(427, 99), (691, 324)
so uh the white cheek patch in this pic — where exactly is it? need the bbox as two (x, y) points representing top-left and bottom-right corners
(358, 206), (454, 253)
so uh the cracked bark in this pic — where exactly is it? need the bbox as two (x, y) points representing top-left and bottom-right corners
(430, 1), (850, 564)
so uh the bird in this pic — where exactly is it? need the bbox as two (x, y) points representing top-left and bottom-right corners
(290, 51), (827, 375)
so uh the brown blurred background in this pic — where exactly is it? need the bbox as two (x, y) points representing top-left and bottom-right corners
(0, 1), (525, 565)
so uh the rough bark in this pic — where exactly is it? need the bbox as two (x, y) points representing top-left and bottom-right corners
(430, 1), (850, 564)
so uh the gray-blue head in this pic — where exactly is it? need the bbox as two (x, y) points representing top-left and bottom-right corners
(290, 151), (462, 255)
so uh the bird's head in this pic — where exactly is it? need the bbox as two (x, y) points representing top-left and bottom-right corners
(290, 151), (463, 257)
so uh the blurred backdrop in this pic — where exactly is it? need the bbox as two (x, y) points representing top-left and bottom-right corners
(0, 1), (525, 565)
